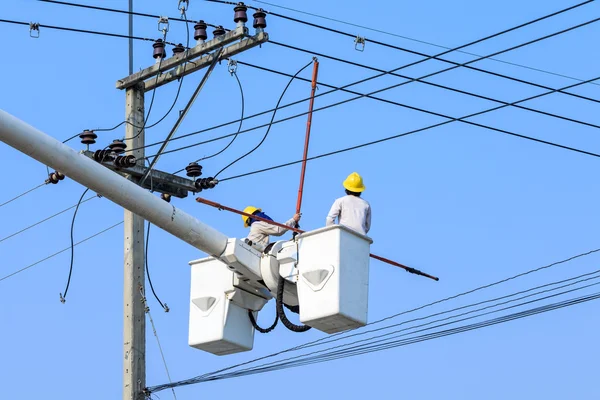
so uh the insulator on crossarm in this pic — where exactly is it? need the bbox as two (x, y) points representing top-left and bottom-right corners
(234, 3), (248, 27)
(46, 170), (66, 185)
(108, 139), (127, 155)
(79, 130), (97, 148)
(195, 177), (218, 191)
(185, 162), (202, 178)
(213, 26), (226, 38)
(194, 20), (208, 43)
(153, 38), (167, 62)
(253, 9), (267, 32)
(114, 155), (137, 168)
(173, 43), (186, 56)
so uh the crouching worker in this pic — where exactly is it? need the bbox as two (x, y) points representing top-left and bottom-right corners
(326, 172), (371, 235)
(243, 206), (301, 252)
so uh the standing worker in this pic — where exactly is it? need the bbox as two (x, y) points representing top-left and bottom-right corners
(326, 172), (371, 235)
(243, 206), (301, 252)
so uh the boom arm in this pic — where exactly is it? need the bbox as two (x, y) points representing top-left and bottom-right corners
(0, 109), (228, 257)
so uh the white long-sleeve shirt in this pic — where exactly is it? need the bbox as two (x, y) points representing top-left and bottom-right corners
(246, 218), (296, 252)
(326, 195), (371, 235)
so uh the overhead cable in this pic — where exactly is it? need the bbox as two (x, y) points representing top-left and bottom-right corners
(0, 182), (46, 209)
(0, 195), (98, 244)
(146, 247), (600, 392)
(151, 75), (600, 169)
(249, 0), (599, 87)
(214, 59), (313, 178)
(0, 221), (123, 283)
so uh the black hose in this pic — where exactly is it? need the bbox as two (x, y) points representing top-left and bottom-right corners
(276, 275), (312, 332)
(248, 309), (278, 334)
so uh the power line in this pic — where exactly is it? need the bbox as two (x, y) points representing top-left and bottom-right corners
(145, 247), (600, 393)
(207, 0), (595, 96)
(129, 12), (600, 157)
(148, 276), (600, 392)
(37, 0), (220, 28)
(155, 74), (600, 173)
(39, 0), (597, 88)
(59, 187), (90, 303)
(0, 221), (123, 283)
(172, 69), (246, 175)
(0, 195), (98, 244)
(0, 18), (178, 45)
(238, 58), (600, 131)
(145, 223), (169, 312)
(0, 182), (46, 209)
(251, 0), (600, 87)
(214, 59), (314, 178)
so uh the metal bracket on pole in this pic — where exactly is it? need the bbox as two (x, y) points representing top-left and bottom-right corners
(82, 151), (196, 198)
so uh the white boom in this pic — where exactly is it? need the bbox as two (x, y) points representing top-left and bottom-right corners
(0, 109), (228, 257)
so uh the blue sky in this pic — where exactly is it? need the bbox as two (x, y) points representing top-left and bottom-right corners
(1, 0), (600, 398)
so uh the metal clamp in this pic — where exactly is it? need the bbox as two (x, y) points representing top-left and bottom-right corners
(354, 35), (365, 52)
(228, 59), (238, 75)
(178, 0), (189, 13)
(29, 22), (40, 38)
(158, 16), (169, 34)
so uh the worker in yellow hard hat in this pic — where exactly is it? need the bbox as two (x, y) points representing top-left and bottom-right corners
(325, 172), (371, 236)
(243, 206), (301, 252)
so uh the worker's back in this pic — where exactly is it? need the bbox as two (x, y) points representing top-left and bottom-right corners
(326, 195), (371, 236)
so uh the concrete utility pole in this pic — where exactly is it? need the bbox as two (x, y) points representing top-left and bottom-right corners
(123, 83), (146, 400)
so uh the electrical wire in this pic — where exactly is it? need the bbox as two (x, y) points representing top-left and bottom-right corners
(39, 0), (594, 88)
(145, 223), (169, 312)
(0, 221), (123, 283)
(154, 74), (600, 173)
(172, 70), (245, 174)
(0, 195), (98, 244)
(37, 0), (220, 27)
(145, 247), (600, 393)
(0, 18), (179, 45)
(252, 0), (600, 87)
(147, 275), (600, 392)
(140, 288), (177, 400)
(206, 0), (597, 101)
(59, 188), (90, 303)
(129, 12), (600, 158)
(238, 59), (600, 131)
(0, 182), (46, 209)
(213, 59), (313, 177)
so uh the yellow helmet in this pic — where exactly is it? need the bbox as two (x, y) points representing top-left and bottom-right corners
(242, 206), (261, 228)
(343, 172), (366, 193)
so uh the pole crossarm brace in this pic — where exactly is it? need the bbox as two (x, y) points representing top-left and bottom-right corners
(144, 31), (269, 92)
(82, 151), (196, 198)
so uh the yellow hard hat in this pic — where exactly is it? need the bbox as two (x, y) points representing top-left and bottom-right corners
(343, 172), (366, 192)
(242, 206), (261, 228)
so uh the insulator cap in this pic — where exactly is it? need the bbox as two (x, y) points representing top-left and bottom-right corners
(194, 20), (208, 41)
(47, 171), (65, 184)
(108, 139), (127, 155)
(161, 193), (172, 203)
(153, 38), (167, 59)
(79, 129), (97, 145)
(173, 43), (185, 55)
(213, 25), (226, 38)
(234, 2), (248, 23)
(185, 162), (202, 178)
(253, 9), (267, 29)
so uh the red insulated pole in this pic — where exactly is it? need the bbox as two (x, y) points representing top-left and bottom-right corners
(195, 197), (439, 281)
(296, 57), (320, 215)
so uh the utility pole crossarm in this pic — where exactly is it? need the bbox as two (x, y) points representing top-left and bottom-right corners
(116, 26), (249, 90)
(144, 31), (269, 92)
